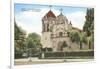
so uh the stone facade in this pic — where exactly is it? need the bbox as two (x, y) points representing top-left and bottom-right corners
(41, 10), (91, 52)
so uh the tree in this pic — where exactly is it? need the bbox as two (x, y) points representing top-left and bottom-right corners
(69, 31), (87, 50)
(26, 33), (42, 54)
(83, 8), (94, 49)
(14, 20), (26, 58)
(69, 31), (80, 43)
(78, 32), (86, 49)
(87, 34), (94, 49)
(62, 41), (68, 48)
(83, 8), (94, 36)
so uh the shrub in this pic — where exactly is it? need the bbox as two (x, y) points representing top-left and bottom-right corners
(39, 51), (94, 59)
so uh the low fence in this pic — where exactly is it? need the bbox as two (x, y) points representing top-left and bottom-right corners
(38, 51), (94, 59)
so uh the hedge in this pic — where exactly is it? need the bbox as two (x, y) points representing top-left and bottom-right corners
(38, 51), (94, 59)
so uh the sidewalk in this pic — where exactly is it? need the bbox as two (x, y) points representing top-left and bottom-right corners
(15, 57), (94, 65)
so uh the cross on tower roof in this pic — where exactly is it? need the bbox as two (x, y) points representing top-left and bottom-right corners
(49, 5), (52, 10)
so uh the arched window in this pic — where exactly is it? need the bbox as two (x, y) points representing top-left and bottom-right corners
(59, 32), (63, 37)
(57, 41), (63, 51)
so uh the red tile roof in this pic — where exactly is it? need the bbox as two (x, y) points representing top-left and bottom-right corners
(44, 10), (56, 18)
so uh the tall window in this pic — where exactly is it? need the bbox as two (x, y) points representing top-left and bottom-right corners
(59, 32), (63, 37)
(47, 24), (49, 31)
(42, 21), (44, 32)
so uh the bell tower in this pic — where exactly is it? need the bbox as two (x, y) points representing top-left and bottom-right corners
(41, 6), (56, 49)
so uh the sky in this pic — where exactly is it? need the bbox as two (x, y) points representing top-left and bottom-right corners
(15, 3), (88, 35)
